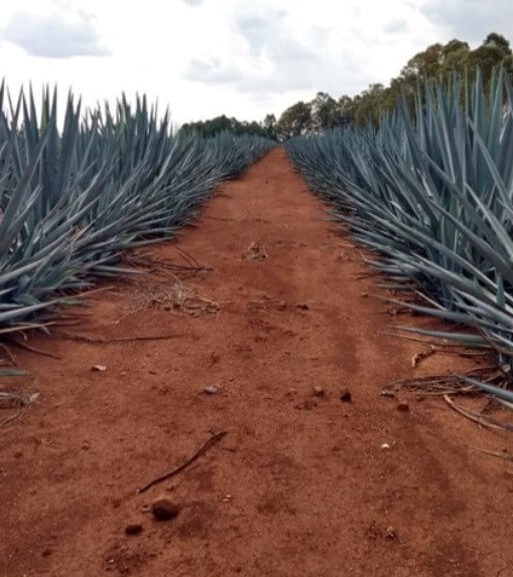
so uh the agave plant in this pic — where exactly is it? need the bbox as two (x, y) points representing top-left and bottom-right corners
(0, 83), (275, 332)
(286, 68), (513, 399)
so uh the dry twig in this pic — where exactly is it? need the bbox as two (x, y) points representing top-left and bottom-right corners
(137, 431), (227, 494)
(57, 332), (184, 344)
(469, 446), (513, 462)
(136, 431), (227, 494)
(444, 394), (513, 431)
(7, 338), (62, 360)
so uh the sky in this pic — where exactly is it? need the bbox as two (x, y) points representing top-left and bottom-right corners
(0, 0), (512, 124)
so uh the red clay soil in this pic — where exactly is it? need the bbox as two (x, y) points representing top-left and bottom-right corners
(1, 148), (513, 577)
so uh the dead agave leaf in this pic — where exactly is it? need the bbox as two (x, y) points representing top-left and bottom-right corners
(411, 345), (436, 368)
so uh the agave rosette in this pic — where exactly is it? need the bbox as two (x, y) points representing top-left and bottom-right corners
(286, 69), (513, 399)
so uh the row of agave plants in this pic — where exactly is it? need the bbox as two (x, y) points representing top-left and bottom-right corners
(0, 84), (275, 334)
(286, 69), (513, 404)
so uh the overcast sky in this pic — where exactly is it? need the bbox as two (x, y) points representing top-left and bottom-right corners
(0, 0), (511, 124)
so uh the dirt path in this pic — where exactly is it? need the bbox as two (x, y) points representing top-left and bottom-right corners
(1, 148), (512, 577)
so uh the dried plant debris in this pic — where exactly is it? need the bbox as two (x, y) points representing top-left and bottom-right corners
(444, 395), (513, 432)
(122, 249), (211, 281)
(243, 241), (268, 261)
(0, 388), (39, 428)
(124, 279), (220, 317)
(0, 389), (38, 409)
(383, 365), (510, 397)
(411, 346), (436, 368)
(383, 374), (476, 397)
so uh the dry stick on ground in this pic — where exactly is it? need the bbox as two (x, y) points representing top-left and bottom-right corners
(56, 332), (185, 344)
(470, 446), (513, 462)
(7, 338), (62, 360)
(171, 245), (202, 269)
(443, 394), (513, 431)
(381, 331), (491, 354)
(137, 431), (227, 494)
(124, 253), (212, 278)
(204, 216), (239, 221)
(384, 368), (489, 395)
(0, 343), (17, 366)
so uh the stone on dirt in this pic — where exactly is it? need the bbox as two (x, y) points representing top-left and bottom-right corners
(151, 498), (181, 521)
(203, 386), (218, 395)
(397, 401), (410, 412)
(313, 385), (324, 397)
(124, 523), (143, 536)
(340, 389), (352, 402)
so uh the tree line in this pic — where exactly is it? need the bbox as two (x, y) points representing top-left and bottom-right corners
(182, 32), (513, 141)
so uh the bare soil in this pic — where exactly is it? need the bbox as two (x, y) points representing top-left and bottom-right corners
(1, 148), (512, 577)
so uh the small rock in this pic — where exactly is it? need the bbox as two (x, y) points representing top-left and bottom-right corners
(203, 386), (218, 395)
(41, 548), (53, 557)
(296, 303), (310, 310)
(287, 387), (297, 396)
(381, 443), (391, 450)
(276, 301), (287, 311)
(384, 526), (397, 540)
(380, 390), (396, 398)
(92, 365), (107, 372)
(313, 385), (324, 397)
(124, 523), (143, 536)
(222, 494), (232, 503)
(340, 389), (352, 403)
(151, 498), (181, 521)
(397, 401), (410, 412)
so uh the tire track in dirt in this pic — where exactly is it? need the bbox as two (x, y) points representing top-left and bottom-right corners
(1, 148), (512, 577)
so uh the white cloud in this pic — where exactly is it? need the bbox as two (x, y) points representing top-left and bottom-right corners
(2, 2), (108, 58)
(420, 0), (513, 44)
(0, 0), (510, 123)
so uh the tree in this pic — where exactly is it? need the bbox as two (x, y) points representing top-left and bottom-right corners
(262, 114), (277, 139)
(469, 33), (513, 84)
(484, 33), (511, 52)
(310, 92), (339, 131)
(337, 95), (354, 127)
(401, 43), (444, 80)
(350, 83), (388, 126)
(276, 102), (312, 140)
(180, 115), (267, 138)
